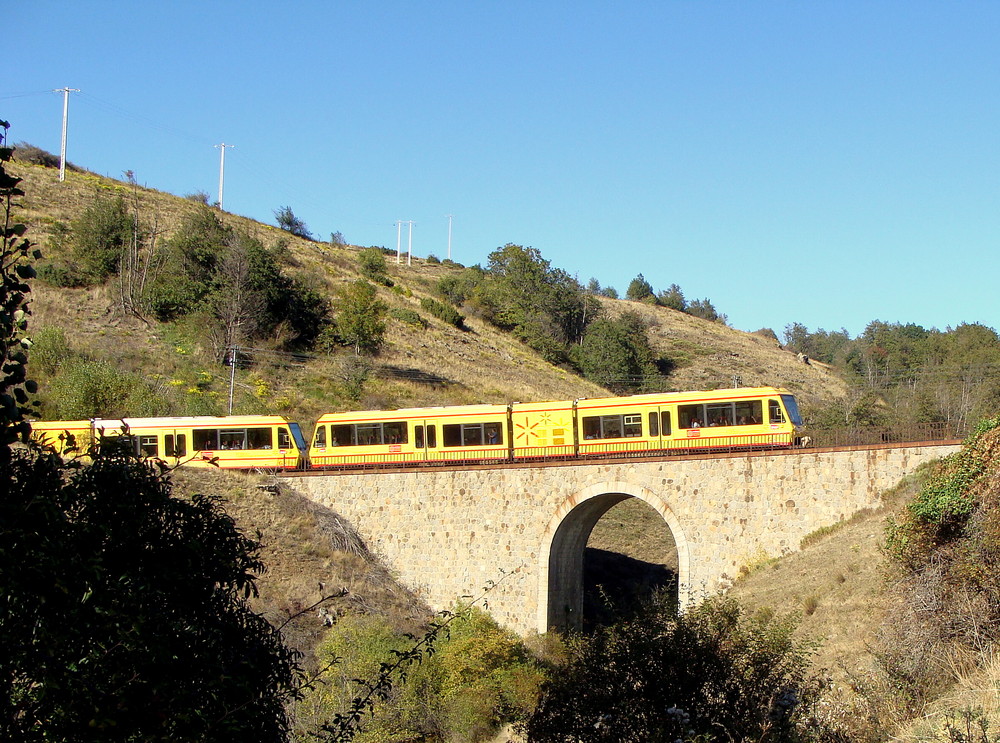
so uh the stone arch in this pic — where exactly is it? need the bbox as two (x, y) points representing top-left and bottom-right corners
(535, 481), (690, 633)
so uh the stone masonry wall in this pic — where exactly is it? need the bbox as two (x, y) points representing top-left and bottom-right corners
(290, 444), (958, 635)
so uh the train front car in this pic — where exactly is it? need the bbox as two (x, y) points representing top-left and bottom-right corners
(310, 403), (511, 469)
(670, 387), (803, 452)
(571, 387), (804, 458)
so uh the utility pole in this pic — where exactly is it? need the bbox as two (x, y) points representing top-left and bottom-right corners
(228, 346), (239, 414)
(214, 143), (234, 211)
(53, 87), (79, 182)
(446, 214), (453, 261)
(395, 220), (403, 264)
(406, 220), (414, 266)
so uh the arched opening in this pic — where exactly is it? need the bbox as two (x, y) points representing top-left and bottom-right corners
(542, 486), (685, 633)
(584, 497), (678, 629)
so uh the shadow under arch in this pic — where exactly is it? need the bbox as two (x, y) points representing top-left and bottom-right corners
(536, 481), (690, 633)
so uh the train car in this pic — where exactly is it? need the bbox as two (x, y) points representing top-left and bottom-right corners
(31, 415), (308, 470)
(509, 400), (576, 459)
(30, 419), (94, 455)
(575, 386), (803, 457)
(310, 403), (510, 468)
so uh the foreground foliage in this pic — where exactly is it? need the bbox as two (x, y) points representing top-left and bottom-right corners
(0, 443), (304, 741)
(525, 595), (840, 743)
(298, 606), (547, 743)
(880, 419), (1000, 706)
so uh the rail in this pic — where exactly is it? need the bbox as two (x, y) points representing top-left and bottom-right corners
(804, 421), (966, 449)
(288, 422), (966, 476)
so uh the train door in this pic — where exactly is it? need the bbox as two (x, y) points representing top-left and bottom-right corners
(163, 429), (188, 467)
(413, 419), (438, 463)
(647, 406), (672, 453)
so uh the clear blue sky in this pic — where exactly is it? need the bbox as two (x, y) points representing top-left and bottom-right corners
(5, 1), (998, 338)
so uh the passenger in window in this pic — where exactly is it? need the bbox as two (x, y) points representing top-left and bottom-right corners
(690, 419), (700, 428)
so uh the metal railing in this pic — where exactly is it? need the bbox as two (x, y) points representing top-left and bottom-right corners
(803, 421), (966, 449)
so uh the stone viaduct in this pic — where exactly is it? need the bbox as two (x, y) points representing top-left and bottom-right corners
(290, 442), (960, 635)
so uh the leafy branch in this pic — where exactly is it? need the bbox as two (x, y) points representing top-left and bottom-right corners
(311, 566), (522, 742)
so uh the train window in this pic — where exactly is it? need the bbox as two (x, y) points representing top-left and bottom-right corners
(415, 424), (437, 449)
(648, 412), (659, 437)
(780, 395), (803, 426)
(734, 400), (762, 425)
(706, 404), (734, 427)
(194, 429), (219, 451)
(678, 405), (704, 429)
(314, 426), (327, 447)
(138, 435), (158, 457)
(484, 423), (502, 446)
(661, 411), (671, 435)
(383, 421), (407, 445)
(332, 425), (355, 446)
(442, 422), (499, 447)
(769, 400), (785, 424)
(247, 428), (273, 450)
(582, 415), (628, 440)
(356, 423), (381, 445)
(220, 429), (246, 450)
(278, 428), (292, 449)
(165, 434), (187, 457)
(623, 414), (642, 437)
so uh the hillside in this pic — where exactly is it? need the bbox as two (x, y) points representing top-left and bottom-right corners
(11, 157), (849, 433)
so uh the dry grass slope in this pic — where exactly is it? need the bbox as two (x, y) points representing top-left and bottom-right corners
(12, 158), (850, 429)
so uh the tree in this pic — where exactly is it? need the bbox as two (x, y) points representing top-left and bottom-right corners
(117, 171), (162, 319)
(71, 190), (132, 283)
(274, 205), (312, 239)
(656, 283), (686, 311)
(525, 596), (833, 743)
(477, 244), (593, 363)
(332, 279), (387, 355)
(575, 313), (656, 393)
(625, 273), (654, 301)
(687, 297), (725, 323)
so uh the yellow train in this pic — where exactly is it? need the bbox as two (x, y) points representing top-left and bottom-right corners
(30, 415), (308, 470)
(30, 387), (805, 471)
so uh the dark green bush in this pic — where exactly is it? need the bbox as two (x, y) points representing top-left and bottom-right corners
(357, 248), (392, 287)
(71, 191), (132, 283)
(525, 595), (836, 743)
(390, 307), (428, 329)
(420, 296), (465, 329)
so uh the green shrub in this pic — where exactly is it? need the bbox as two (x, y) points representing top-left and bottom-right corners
(357, 248), (392, 286)
(390, 307), (427, 329)
(425, 253), (441, 264)
(305, 607), (546, 743)
(46, 359), (156, 419)
(28, 327), (71, 377)
(420, 297), (465, 330)
(71, 191), (132, 282)
(525, 595), (836, 743)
